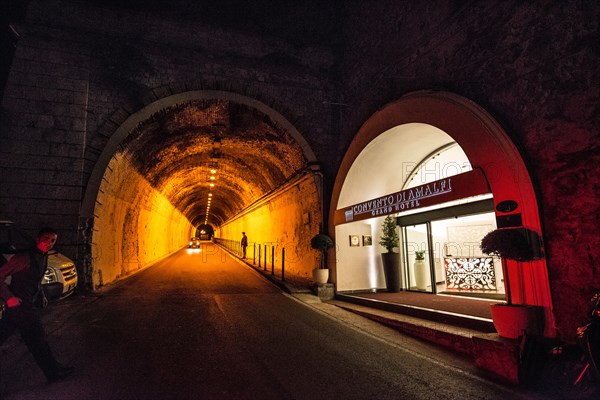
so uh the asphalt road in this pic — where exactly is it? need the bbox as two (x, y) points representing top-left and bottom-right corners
(1, 245), (544, 400)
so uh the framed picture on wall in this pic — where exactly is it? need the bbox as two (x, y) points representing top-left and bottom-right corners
(349, 235), (360, 247)
(362, 235), (372, 246)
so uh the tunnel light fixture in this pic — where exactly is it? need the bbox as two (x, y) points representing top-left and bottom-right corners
(209, 183), (215, 187)
(210, 169), (217, 174)
(210, 176), (216, 180)
(208, 193), (212, 197)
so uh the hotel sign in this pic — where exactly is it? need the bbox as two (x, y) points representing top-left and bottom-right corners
(335, 169), (491, 225)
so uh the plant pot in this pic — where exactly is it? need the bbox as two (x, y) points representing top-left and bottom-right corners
(414, 260), (429, 290)
(490, 303), (545, 339)
(312, 268), (329, 284)
(381, 252), (401, 292)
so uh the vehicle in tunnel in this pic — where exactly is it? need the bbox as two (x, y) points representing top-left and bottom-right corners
(189, 237), (201, 248)
(0, 220), (78, 301)
(42, 250), (78, 300)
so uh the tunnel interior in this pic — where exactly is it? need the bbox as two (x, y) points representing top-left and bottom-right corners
(122, 99), (308, 227)
(91, 97), (317, 287)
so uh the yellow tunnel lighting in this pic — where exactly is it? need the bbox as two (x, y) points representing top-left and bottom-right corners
(209, 183), (215, 187)
(210, 169), (217, 174)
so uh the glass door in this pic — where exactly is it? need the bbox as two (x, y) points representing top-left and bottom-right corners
(430, 212), (505, 300)
(403, 223), (433, 293)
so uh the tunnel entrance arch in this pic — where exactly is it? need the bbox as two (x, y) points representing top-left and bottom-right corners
(81, 90), (317, 218)
(331, 91), (554, 336)
(81, 90), (320, 289)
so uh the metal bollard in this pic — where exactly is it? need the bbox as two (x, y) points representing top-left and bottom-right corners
(281, 248), (285, 281)
(271, 246), (275, 275)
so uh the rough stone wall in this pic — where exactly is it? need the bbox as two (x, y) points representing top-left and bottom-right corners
(337, 0), (599, 340)
(217, 173), (323, 280)
(0, 16), (90, 257)
(93, 152), (193, 288)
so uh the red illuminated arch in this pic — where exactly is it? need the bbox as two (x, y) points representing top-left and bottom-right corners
(330, 90), (555, 336)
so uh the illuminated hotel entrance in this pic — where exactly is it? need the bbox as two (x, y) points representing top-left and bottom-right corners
(331, 91), (554, 335)
(334, 138), (506, 301)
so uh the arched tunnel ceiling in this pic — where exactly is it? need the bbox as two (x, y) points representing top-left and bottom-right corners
(119, 99), (308, 227)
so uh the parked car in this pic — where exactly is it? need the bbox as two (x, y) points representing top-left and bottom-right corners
(188, 237), (200, 248)
(43, 249), (78, 299)
(0, 220), (78, 300)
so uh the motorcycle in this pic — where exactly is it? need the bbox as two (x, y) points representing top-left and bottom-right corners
(544, 293), (600, 399)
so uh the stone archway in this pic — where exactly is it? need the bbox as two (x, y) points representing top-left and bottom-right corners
(80, 90), (320, 289)
(81, 90), (317, 219)
(330, 90), (555, 336)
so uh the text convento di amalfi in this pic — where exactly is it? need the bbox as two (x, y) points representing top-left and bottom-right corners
(345, 178), (452, 222)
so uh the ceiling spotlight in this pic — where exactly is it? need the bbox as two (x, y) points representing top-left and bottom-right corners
(210, 169), (216, 174)
(209, 183), (215, 187)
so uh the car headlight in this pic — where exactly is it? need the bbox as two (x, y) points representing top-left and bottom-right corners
(42, 267), (58, 284)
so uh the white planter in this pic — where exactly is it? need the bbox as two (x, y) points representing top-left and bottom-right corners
(312, 268), (329, 284)
(414, 260), (429, 290)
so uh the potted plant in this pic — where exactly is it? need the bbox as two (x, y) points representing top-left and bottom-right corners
(379, 215), (401, 292)
(413, 250), (429, 290)
(480, 227), (544, 339)
(310, 233), (334, 284)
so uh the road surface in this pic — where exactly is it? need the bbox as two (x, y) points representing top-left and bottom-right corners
(1, 244), (544, 399)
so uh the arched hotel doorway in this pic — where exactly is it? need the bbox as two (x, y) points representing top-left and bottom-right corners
(330, 91), (554, 336)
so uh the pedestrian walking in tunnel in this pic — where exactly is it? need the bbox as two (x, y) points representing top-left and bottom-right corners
(241, 232), (248, 259)
(0, 227), (74, 383)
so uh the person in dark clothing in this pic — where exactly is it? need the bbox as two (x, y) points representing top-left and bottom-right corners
(240, 232), (248, 259)
(0, 227), (74, 383)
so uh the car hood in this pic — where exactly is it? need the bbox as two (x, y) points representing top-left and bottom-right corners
(47, 251), (74, 268)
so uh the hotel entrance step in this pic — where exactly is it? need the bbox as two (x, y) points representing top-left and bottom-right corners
(329, 295), (525, 384)
(334, 292), (496, 333)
